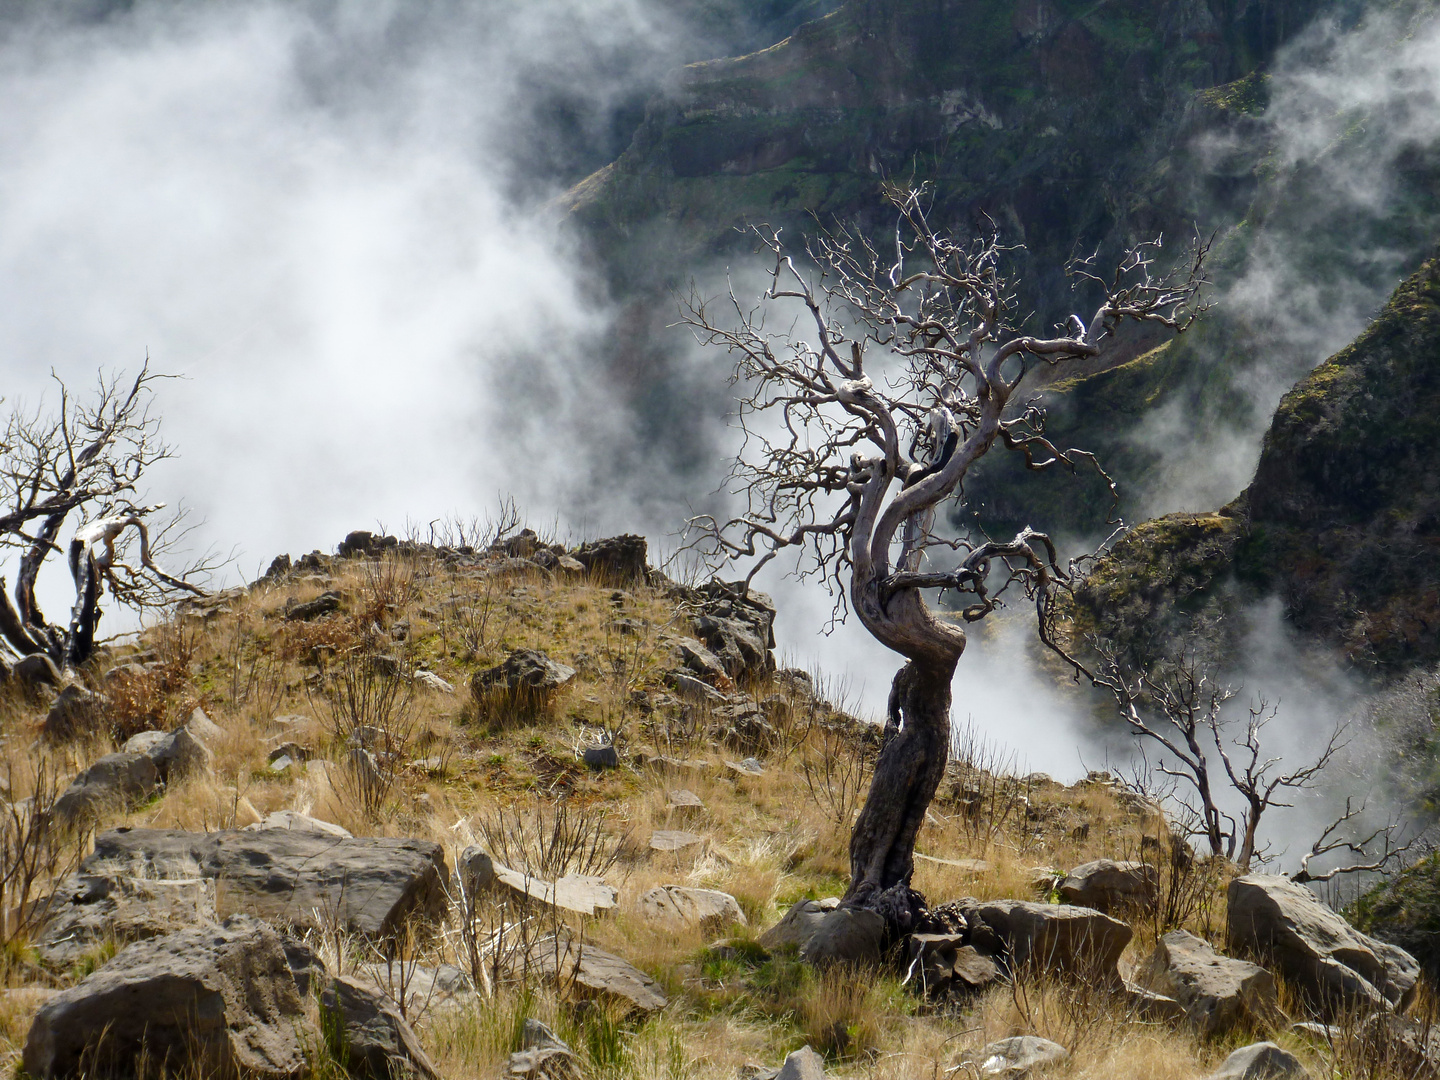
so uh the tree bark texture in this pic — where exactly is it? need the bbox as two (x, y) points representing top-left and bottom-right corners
(843, 654), (958, 934)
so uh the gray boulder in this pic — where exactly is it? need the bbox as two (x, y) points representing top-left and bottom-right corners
(1228, 874), (1419, 1014)
(320, 975), (438, 1080)
(1138, 929), (1281, 1035)
(760, 899), (886, 967)
(52, 753), (159, 827)
(507, 1019), (580, 1080)
(41, 684), (104, 744)
(1206, 1042), (1312, 1080)
(145, 727), (212, 783)
(640, 886), (746, 931)
(68, 827), (447, 938)
(976, 1036), (1068, 1077)
(23, 914), (311, 1079)
(12, 652), (62, 690)
(1059, 859), (1158, 913)
(571, 534), (649, 582)
(966, 899), (1132, 985)
(776, 1046), (826, 1080)
(472, 649), (575, 708)
(582, 744), (619, 770)
(458, 846), (617, 917)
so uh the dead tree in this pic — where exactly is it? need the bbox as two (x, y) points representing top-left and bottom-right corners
(683, 185), (1207, 932)
(0, 366), (211, 669)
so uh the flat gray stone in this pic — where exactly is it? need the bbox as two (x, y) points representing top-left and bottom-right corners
(458, 846), (617, 916)
(665, 789), (704, 809)
(65, 827), (447, 939)
(34, 874), (217, 968)
(640, 886), (746, 931)
(243, 811), (352, 839)
(522, 935), (667, 1013)
(650, 829), (705, 853)
(1059, 858), (1158, 912)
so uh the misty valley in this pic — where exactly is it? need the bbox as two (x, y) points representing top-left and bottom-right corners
(3, 1), (1440, 1078)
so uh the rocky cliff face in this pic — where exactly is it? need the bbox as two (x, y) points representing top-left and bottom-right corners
(1069, 248), (1440, 672)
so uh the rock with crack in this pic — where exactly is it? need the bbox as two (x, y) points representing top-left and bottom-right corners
(52, 753), (160, 828)
(975, 1036), (1069, 1078)
(1205, 1042), (1312, 1080)
(775, 1045), (826, 1080)
(761, 899), (886, 967)
(650, 830), (705, 854)
(667, 670), (727, 704)
(508, 1019), (581, 1080)
(58, 827), (447, 939)
(673, 637), (729, 684)
(640, 886), (746, 932)
(458, 846), (617, 917)
(320, 975), (439, 1080)
(1138, 929), (1281, 1035)
(1228, 874), (1419, 1015)
(1058, 859), (1158, 913)
(521, 935), (667, 1013)
(965, 899), (1132, 986)
(23, 914), (312, 1079)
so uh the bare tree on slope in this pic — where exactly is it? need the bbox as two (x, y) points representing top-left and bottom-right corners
(0, 366), (211, 670)
(684, 185), (1207, 932)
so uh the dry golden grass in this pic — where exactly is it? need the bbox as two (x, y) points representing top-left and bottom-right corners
(0, 546), (1426, 1080)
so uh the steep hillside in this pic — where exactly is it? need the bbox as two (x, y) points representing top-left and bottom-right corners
(2, 530), (1437, 1079)
(567, 0), (1312, 308)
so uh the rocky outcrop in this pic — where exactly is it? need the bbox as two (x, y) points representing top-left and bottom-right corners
(905, 934), (1002, 999)
(571, 534), (649, 582)
(23, 915), (311, 1079)
(472, 649), (575, 712)
(1137, 929), (1280, 1036)
(34, 874), (217, 969)
(320, 975), (439, 1080)
(1228, 874), (1419, 1015)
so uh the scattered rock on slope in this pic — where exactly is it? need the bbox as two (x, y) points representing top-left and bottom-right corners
(760, 899), (885, 967)
(965, 899), (1132, 985)
(1228, 874), (1418, 1015)
(520, 935), (667, 1013)
(52, 753), (159, 827)
(507, 1019), (581, 1080)
(1137, 929), (1281, 1035)
(472, 649), (575, 709)
(640, 885), (746, 931)
(975, 1036), (1069, 1077)
(1059, 859), (1158, 913)
(1205, 1042), (1312, 1080)
(23, 914), (311, 1080)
